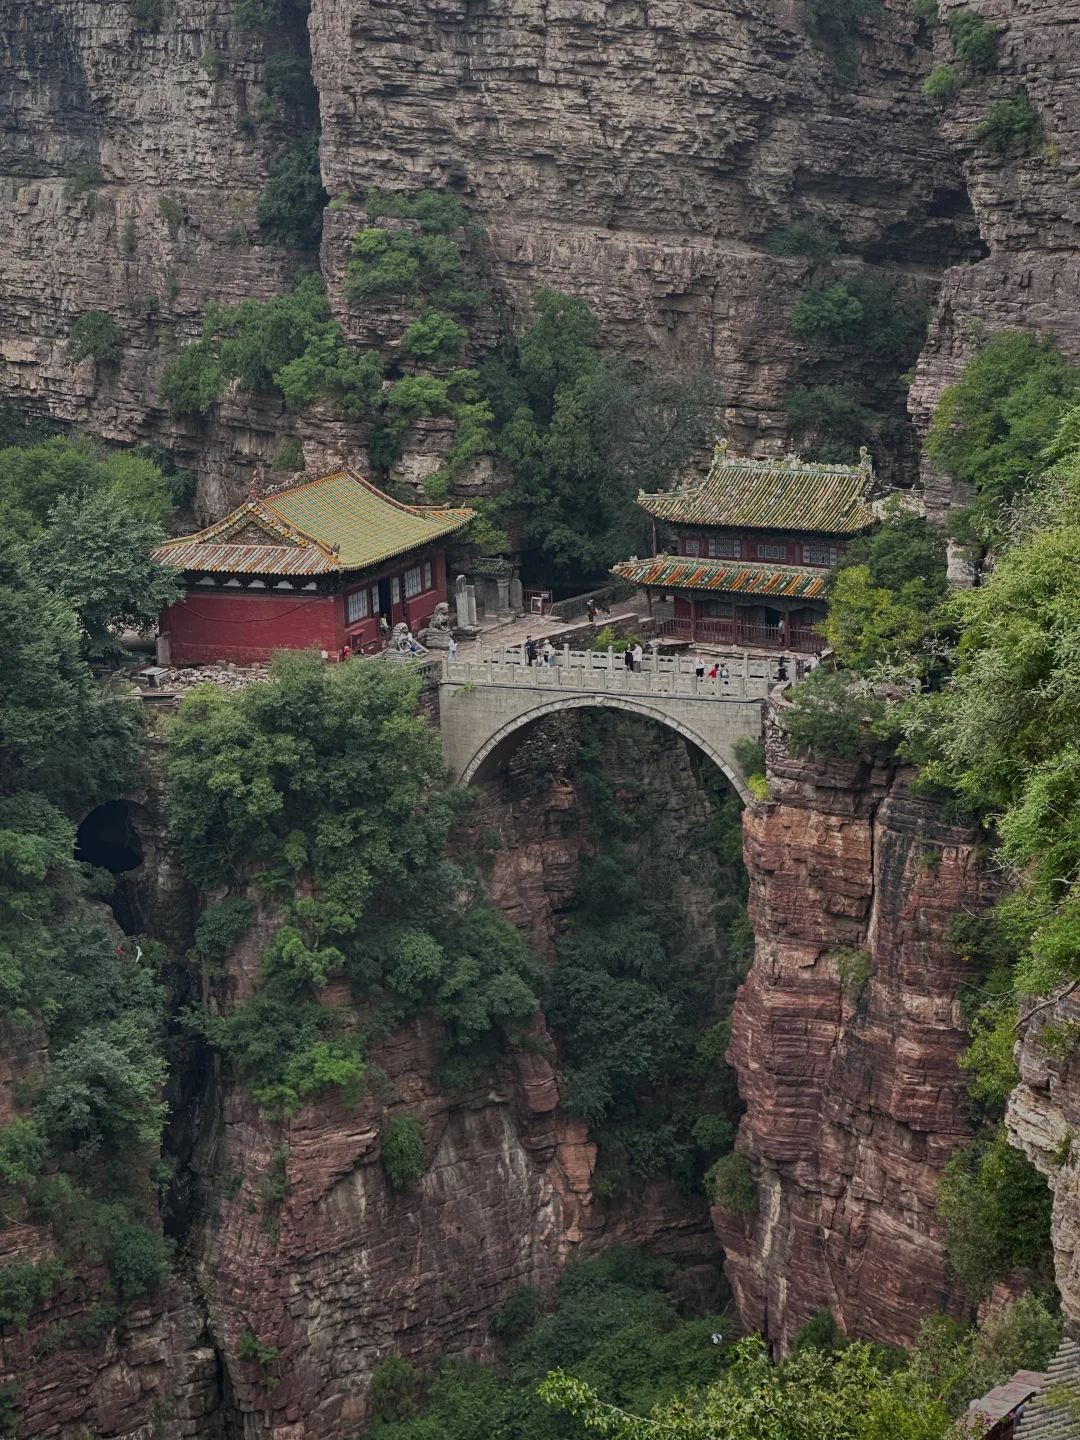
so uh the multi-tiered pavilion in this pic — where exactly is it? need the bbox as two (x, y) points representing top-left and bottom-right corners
(612, 444), (875, 651)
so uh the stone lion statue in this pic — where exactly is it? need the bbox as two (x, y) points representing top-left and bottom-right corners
(422, 602), (453, 649)
(387, 622), (413, 652)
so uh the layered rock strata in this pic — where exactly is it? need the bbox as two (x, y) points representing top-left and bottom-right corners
(713, 721), (995, 1351)
(908, 0), (1080, 515)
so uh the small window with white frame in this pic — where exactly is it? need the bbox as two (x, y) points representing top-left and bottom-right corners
(346, 588), (370, 623)
(756, 543), (787, 560)
(391, 575), (401, 605)
(708, 535), (740, 559)
(684, 537), (701, 557)
(423, 559), (432, 590)
(804, 544), (838, 567)
(404, 565), (423, 598)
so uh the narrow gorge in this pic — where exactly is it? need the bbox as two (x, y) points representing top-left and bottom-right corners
(2, 0), (1080, 1436)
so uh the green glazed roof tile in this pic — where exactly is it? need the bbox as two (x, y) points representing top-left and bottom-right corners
(611, 555), (829, 600)
(637, 441), (875, 535)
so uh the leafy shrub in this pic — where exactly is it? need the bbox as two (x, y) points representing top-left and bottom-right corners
(128, 0), (163, 30)
(400, 309), (468, 363)
(77, 1304), (119, 1347)
(344, 226), (464, 308)
(791, 282), (864, 344)
(706, 1152), (757, 1214)
(912, 0), (939, 28)
(272, 435), (304, 470)
(793, 1309), (848, 1354)
(780, 668), (885, 758)
(160, 272), (382, 418)
(257, 132), (326, 248)
(232, 0), (306, 29)
(926, 330), (1080, 521)
(258, 1144), (290, 1204)
(945, 7), (999, 72)
(786, 384), (877, 461)
(974, 89), (1044, 154)
(190, 897), (257, 977)
(0, 1257), (67, 1330)
(833, 947), (873, 999)
(382, 1115), (426, 1189)
(363, 187), (468, 234)
(747, 774), (771, 801)
(923, 65), (963, 100)
(804, 0), (879, 85)
(68, 311), (124, 366)
(198, 48), (225, 78)
(64, 164), (104, 200)
(261, 51), (315, 109)
(105, 1224), (171, 1299)
(158, 193), (184, 237)
(236, 1328), (279, 1365)
(764, 221), (838, 261)
(490, 1285), (541, 1342)
(0, 1119), (47, 1188)
(732, 736), (766, 778)
(937, 1129), (1054, 1298)
(369, 1355), (422, 1422)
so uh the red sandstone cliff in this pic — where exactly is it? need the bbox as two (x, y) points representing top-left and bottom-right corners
(712, 718), (995, 1351)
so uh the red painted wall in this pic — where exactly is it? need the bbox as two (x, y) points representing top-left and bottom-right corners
(162, 590), (345, 665)
(163, 552), (452, 665)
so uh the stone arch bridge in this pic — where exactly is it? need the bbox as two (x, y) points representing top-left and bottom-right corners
(436, 647), (775, 802)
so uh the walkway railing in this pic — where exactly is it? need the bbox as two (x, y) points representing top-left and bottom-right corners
(653, 617), (823, 652)
(445, 647), (776, 700)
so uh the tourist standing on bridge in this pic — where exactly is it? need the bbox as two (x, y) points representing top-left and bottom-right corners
(695, 655), (705, 680)
(623, 646), (633, 673)
(448, 637), (458, 662)
(542, 640), (554, 667)
(632, 642), (643, 673)
(526, 636), (537, 666)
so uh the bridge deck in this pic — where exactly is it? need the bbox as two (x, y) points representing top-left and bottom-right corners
(443, 648), (778, 702)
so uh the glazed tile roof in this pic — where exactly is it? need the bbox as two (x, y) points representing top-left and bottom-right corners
(153, 469), (475, 576)
(611, 555), (828, 600)
(1015, 1338), (1080, 1439)
(636, 441), (875, 535)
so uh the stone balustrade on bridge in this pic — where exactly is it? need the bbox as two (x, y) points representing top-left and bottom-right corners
(437, 646), (773, 801)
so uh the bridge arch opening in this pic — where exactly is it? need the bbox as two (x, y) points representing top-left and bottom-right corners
(458, 695), (751, 802)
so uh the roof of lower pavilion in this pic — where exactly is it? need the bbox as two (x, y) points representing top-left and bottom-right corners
(611, 555), (828, 600)
(635, 442), (875, 535)
(152, 469), (475, 576)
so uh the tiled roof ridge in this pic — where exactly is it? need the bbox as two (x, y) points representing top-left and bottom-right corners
(267, 466), (473, 524)
(637, 440), (873, 506)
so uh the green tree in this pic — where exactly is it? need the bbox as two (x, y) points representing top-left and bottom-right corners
(780, 668), (886, 759)
(257, 132), (327, 248)
(68, 312), (124, 367)
(32, 490), (180, 660)
(974, 89), (1043, 154)
(382, 1115), (425, 1188)
(0, 435), (175, 535)
(925, 329), (1080, 534)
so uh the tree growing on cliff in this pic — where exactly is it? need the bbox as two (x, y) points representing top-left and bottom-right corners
(167, 654), (542, 1112)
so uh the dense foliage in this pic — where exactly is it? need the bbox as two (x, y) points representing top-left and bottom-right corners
(0, 528), (173, 1343)
(257, 133), (327, 248)
(544, 716), (748, 1193)
(371, 1247), (734, 1440)
(803, 0), (879, 86)
(68, 311), (125, 367)
(167, 654), (542, 1114)
(480, 292), (718, 584)
(160, 272), (383, 418)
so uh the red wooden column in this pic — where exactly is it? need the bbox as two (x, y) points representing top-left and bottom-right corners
(783, 608), (792, 650)
(690, 594), (697, 642)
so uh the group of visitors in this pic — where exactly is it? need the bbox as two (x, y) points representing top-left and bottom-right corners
(584, 597), (612, 624)
(524, 636), (555, 666)
(622, 643), (645, 673)
(694, 656), (730, 682)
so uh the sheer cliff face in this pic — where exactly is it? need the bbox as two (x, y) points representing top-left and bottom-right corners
(0, 0), (983, 507)
(910, 0), (1080, 512)
(712, 725), (995, 1352)
(1008, 991), (1080, 1336)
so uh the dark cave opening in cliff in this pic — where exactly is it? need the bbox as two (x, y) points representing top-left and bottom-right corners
(76, 800), (147, 935)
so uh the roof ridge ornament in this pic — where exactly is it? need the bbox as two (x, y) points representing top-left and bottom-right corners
(249, 469), (262, 501)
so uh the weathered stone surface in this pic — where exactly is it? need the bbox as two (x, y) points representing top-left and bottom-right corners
(909, 0), (1080, 516)
(1007, 987), (1080, 1336)
(714, 741), (996, 1352)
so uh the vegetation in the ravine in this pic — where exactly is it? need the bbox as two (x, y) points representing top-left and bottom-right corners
(776, 325), (1080, 1313)
(365, 1242), (1060, 1440)
(537, 714), (749, 1197)
(0, 442), (184, 1363)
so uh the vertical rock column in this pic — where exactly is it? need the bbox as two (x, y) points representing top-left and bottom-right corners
(713, 726), (995, 1351)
